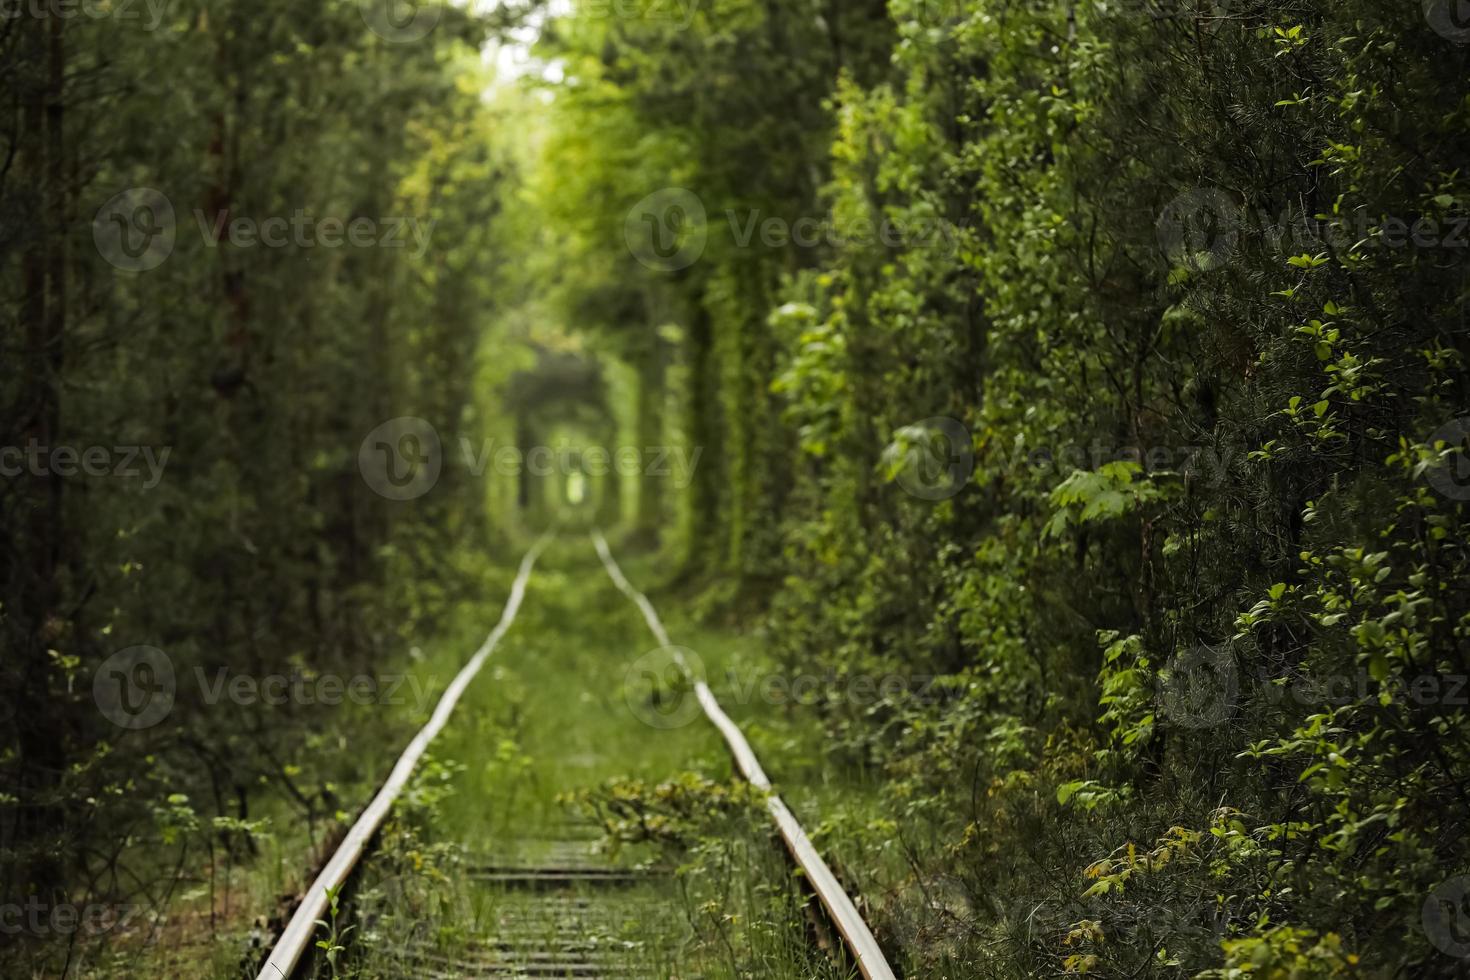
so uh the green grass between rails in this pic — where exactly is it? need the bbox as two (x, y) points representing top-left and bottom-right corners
(334, 536), (856, 980)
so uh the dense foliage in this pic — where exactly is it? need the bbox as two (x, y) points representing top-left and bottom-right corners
(1, 2), (529, 971)
(6, 0), (1470, 975)
(534, 0), (1470, 975)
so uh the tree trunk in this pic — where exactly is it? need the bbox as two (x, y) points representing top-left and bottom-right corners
(685, 306), (722, 563)
(11, 10), (68, 902)
(632, 336), (665, 545)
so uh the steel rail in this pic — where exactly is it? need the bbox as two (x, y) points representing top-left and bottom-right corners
(591, 530), (897, 980)
(257, 535), (550, 980)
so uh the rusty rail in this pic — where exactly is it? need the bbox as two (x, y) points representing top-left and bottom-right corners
(256, 535), (549, 980)
(592, 529), (897, 980)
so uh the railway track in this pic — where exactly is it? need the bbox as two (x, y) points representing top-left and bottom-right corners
(591, 531), (895, 980)
(360, 822), (681, 979)
(256, 534), (895, 980)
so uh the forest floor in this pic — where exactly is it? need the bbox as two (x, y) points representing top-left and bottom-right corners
(64, 534), (913, 978)
(305, 535), (866, 979)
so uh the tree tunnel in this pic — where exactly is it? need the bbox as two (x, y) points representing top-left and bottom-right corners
(497, 347), (621, 531)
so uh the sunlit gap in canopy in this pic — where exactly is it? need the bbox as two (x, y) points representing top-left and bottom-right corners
(468, 0), (570, 91)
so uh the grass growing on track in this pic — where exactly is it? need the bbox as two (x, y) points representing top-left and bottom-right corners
(434, 538), (727, 835)
(339, 536), (855, 980)
(609, 550), (915, 976)
(55, 552), (536, 980)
